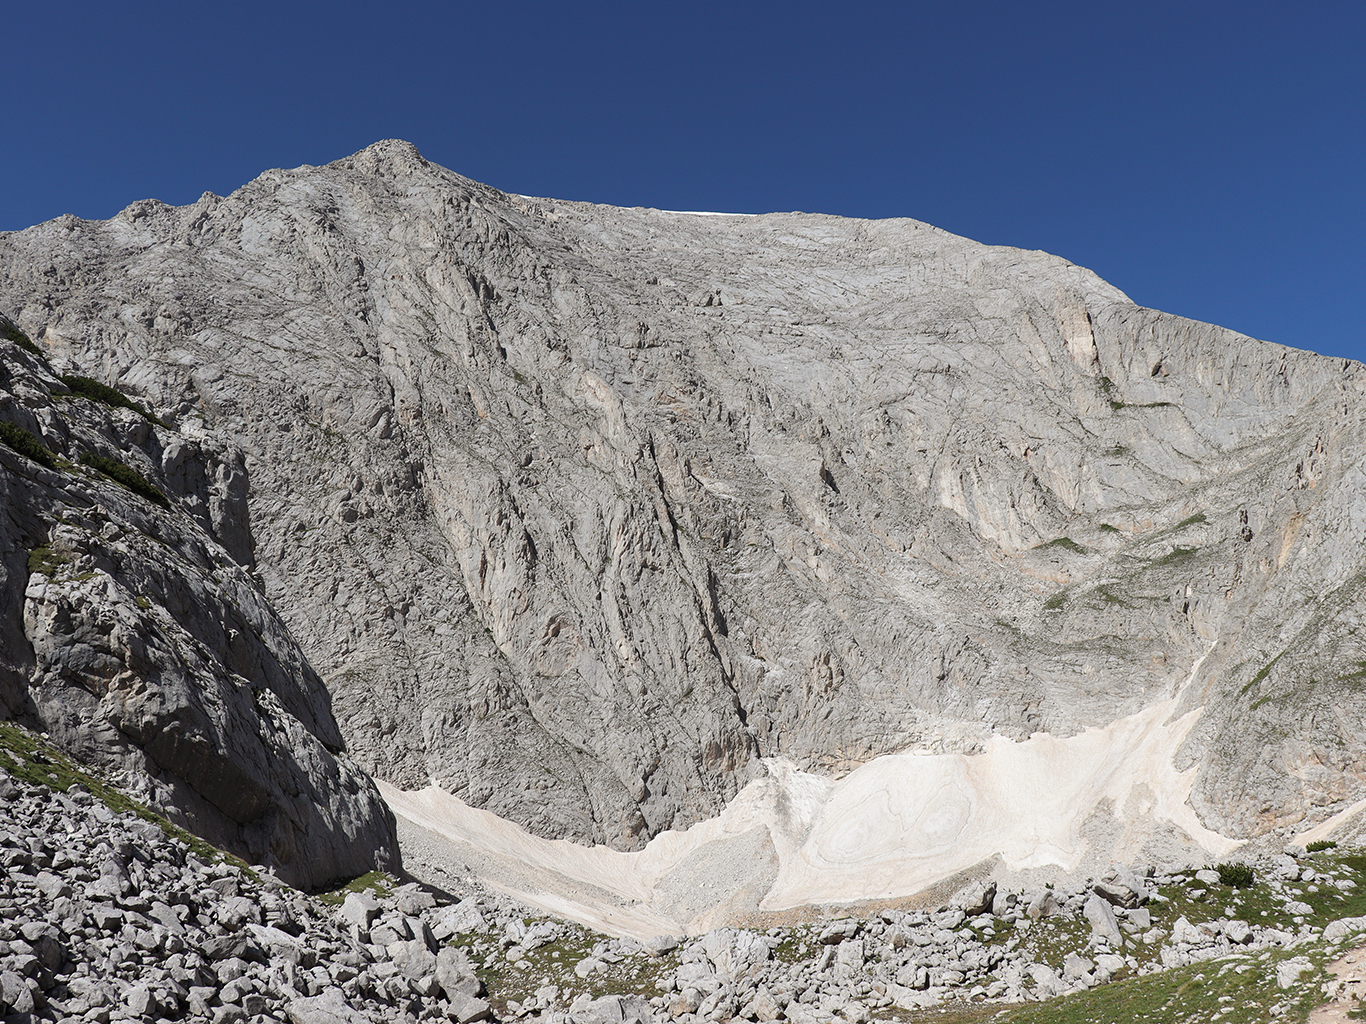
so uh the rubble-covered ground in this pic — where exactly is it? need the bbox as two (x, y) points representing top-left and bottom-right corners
(5, 718), (1366, 1024)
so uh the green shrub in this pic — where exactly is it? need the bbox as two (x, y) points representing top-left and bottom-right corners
(27, 546), (69, 576)
(1043, 537), (1088, 554)
(1308, 840), (1339, 853)
(60, 374), (161, 424)
(1216, 861), (1255, 888)
(1, 319), (45, 359)
(0, 421), (58, 469)
(79, 452), (169, 507)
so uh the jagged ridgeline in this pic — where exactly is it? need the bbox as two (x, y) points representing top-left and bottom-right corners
(2, 140), (1366, 882)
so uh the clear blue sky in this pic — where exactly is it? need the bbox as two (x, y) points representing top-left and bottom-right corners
(4, 1), (1362, 363)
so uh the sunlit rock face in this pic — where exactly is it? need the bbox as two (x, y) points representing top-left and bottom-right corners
(3, 139), (1365, 858)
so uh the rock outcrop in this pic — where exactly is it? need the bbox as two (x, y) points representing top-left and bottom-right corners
(2, 139), (1365, 853)
(0, 320), (398, 887)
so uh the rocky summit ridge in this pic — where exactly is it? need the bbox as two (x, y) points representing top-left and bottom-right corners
(2, 139), (1366, 899)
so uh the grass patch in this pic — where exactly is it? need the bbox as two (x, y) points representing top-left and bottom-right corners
(0, 421), (59, 469)
(456, 920), (681, 1014)
(1042, 537), (1089, 555)
(315, 870), (395, 905)
(1014, 913), (1091, 974)
(1152, 546), (1197, 567)
(773, 926), (816, 964)
(1000, 852), (1366, 1023)
(1095, 585), (1132, 608)
(1109, 400), (1176, 412)
(1098, 523), (1121, 534)
(1044, 592), (1068, 611)
(80, 452), (169, 507)
(27, 545), (71, 577)
(1176, 513), (1207, 529)
(60, 374), (165, 426)
(1241, 653), (1285, 696)
(1001, 955), (1307, 1024)
(0, 719), (249, 872)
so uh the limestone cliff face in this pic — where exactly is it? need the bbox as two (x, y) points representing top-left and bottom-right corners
(2, 140), (1364, 849)
(0, 318), (398, 887)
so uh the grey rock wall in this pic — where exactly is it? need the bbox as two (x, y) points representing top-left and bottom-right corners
(2, 140), (1365, 848)
(0, 329), (398, 887)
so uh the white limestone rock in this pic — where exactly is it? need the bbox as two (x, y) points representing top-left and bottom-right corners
(5, 140), (1366, 872)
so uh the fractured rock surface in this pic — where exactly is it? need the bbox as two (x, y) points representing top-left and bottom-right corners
(0, 325), (397, 887)
(3, 140), (1366, 854)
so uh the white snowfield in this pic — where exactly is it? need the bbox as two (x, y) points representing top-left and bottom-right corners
(382, 670), (1242, 940)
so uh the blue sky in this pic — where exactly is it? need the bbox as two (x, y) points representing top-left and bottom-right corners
(4, 1), (1362, 363)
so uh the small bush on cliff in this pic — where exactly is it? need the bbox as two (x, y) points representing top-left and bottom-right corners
(61, 374), (162, 425)
(1, 319), (45, 359)
(0, 421), (59, 469)
(80, 452), (169, 507)
(1217, 861), (1255, 888)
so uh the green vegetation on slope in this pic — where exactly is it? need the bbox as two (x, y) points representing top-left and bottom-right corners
(0, 318), (46, 359)
(60, 373), (166, 425)
(0, 719), (248, 872)
(80, 451), (170, 507)
(0, 420), (59, 469)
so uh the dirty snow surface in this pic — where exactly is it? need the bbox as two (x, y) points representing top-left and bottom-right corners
(382, 682), (1240, 941)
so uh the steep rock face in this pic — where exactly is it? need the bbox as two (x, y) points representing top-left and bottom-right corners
(1, 140), (1364, 848)
(0, 322), (399, 887)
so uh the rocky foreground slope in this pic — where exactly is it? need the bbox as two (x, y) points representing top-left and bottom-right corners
(3, 140), (1365, 866)
(4, 724), (1366, 1024)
